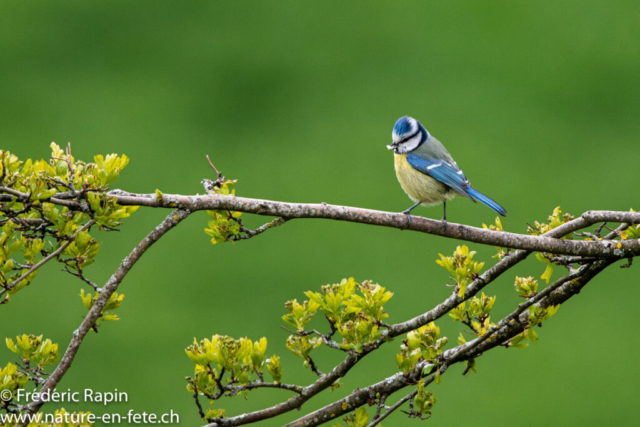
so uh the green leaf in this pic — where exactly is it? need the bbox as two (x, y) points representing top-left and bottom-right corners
(541, 263), (554, 284)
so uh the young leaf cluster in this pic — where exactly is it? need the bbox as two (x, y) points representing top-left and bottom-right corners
(2, 334), (60, 404)
(6, 334), (60, 369)
(413, 377), (437, 417)
(514, 276), (538, 298)
(449, 292), (496, 327)
(185, 335), (278, 421)
(286, 335), (322, 366)
(527, 206), (575, 237)
(203, 179), (243, 244)
(0, 144), (137, 305)
(80, 290), (125, 325)
(622, 211), (639, 239)
(508, 279), (560, 349)
(451, 292), (497, 371)
(304, 278), (393, 353)
(0, 362), (28, 397)
(436, 245), (485, 297)
(528, 207), (575, 283)
(482, 217), (508, 260)
(396, 322), (447, 373)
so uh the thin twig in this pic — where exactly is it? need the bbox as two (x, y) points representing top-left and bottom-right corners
(372, 394), (387, 421)
(190, 379), (206, 420)
(573, 231), (600, 241)
(461, 359), (475, 376)
(232, 217), (288, 241)
(62, 266), (102, 292)
(366, 390), (416, 427)
(594, 222), (607, 238)
(307, 357), (323, 377)
(206, 155), (224, 182)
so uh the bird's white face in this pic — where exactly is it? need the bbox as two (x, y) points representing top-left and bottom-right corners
(388, 116), (426, 154)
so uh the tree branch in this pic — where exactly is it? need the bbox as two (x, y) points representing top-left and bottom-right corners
(200, 210), (628, 427)
(25, 209), (190, 415)
(286, 259), (611, 427)
(10, 189), (636, 258)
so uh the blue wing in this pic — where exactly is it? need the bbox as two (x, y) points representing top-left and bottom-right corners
(405, 153), (474, 201)
(406, 153), (507, 216)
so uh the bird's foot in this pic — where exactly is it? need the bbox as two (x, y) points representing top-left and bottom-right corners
(402, 210), (412, 228)
(441, 218), (448, 230)
(400, 202), (421, 229)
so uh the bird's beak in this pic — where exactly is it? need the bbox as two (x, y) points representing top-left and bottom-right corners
(386, 143), (396, 150)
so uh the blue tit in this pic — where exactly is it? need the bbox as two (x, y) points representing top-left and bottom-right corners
(387, 116), (506, 224)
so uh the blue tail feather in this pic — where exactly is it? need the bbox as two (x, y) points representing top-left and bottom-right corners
(466, 187), (507, 217)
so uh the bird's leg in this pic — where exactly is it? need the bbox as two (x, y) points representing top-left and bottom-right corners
(402, 201), (421, 228)
(402, 201), (421, 215)
(441, 201), (447, 228)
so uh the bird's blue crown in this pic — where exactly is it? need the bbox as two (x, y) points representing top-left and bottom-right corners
(393, 116), (415, 137)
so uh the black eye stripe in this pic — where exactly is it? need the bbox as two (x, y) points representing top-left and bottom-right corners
(399, 127), (421, 143)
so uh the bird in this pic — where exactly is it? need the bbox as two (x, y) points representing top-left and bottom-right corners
(387, 116), (506, 225)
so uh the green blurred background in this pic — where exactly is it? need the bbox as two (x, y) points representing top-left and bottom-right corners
(2, 1), (640, 425)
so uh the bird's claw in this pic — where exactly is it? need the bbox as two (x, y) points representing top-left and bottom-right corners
(441, 219), (447, 230)
(402, 211), (412, 228)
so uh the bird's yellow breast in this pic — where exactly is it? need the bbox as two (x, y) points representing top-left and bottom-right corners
(394, 153), (454, 206)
